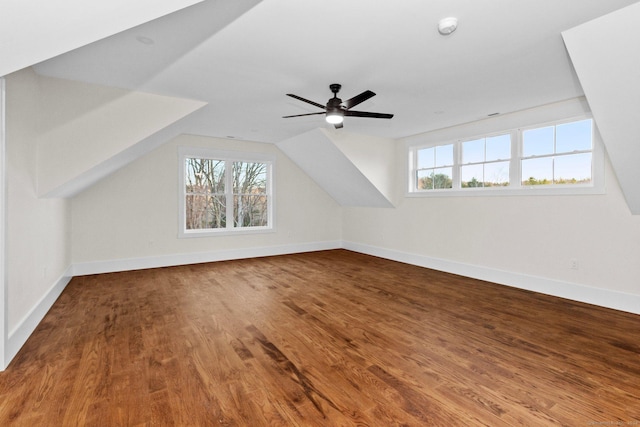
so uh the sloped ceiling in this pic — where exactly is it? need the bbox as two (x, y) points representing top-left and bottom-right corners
(277, 129), (396, 208)
(5, 0), (640, 208)
(32, 0), (638, 143)
(563, 2), (640, 214)
(0, 0), (204, 77)
(3, 0), (262, 198)
(37, 75), (207, 197)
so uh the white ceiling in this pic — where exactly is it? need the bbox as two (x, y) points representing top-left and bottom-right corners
(0, 0), (204, 77)
(32, 0), (639, 144)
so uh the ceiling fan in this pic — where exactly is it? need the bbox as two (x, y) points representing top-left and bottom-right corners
(283, 83), (394, 129)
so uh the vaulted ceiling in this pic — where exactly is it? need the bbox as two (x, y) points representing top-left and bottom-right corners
(0, 0), (205, 77)
(3, 0), (640, 211)
(26, 0), (638, 142)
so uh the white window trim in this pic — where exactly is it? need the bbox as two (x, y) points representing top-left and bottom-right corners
(178, 147), (275, 238)
(407, 115), (605, 197)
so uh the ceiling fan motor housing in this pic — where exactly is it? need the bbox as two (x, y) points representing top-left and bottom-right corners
(327, 97), (343, 109)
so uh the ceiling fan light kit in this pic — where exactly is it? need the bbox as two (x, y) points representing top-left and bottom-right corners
(283, 83), (393, 129)
(326, 110), (344, 124)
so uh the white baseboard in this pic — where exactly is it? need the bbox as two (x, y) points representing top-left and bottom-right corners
(342, 240), (640, 315)
(71, 240), (343, 276)
(5, 267), (73, 367)
(66, 239), (640, 315)
(2, 241), (342, 370)
(4, 238), (637, 371)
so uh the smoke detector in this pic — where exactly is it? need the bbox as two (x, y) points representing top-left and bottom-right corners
(438, 17), (458, 35)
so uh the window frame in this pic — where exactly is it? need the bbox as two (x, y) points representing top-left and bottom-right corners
(415, 143), (455, 190)
(459, 133), (513, 188)
(407, 115), (604, 197)
(178, 147), (275, 238)
(519, 118), (594, 187)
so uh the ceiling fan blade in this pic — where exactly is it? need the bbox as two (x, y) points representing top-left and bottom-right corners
(282, 112), (326, 118)
(344, 110), (394, 119)
(342, 90), (376, 109)
(334, 122), (344, 129)
(286, 94), (326, 110)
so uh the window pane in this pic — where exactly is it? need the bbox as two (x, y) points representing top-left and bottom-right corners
(461, 164), (483, 188)
(556, 119), (592, 153)
(554, 153), (592, 184)
(233, 162), (267, 194)
(185, 158), (225, 194)
(484, 161), (510, 187)
(523, 126), (554, 157)
(486, 134), (511, 161)
(522, 157), (553, 185)
(417, 147), (434, 169)
(432, 167), (453, 189)
(462, 139), (484, 164)
(416, 170), (434, 190)
(234, 195), (268, 227)
(185, 195), (226, 229)
(417, 168), (452, 190)
(435, 144), (454, 167)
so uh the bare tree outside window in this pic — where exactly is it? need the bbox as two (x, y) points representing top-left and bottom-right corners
(184, 157), (269, 231)
(233, 162), (268, 227)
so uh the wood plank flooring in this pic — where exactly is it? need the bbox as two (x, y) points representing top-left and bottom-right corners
(1, 249), (639, 426)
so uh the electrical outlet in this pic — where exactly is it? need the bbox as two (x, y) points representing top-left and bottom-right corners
(570, 259), (579, 270)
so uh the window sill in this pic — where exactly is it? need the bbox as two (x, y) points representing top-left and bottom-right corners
(406, 184), (605, 198)
(179, 226), (275, 239)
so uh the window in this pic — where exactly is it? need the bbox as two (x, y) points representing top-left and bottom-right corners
(461, 134), (511, 188)
(409, 117), (601, 196)
(521, 119), (592, 186)
(179, 148), (274, 236)
(416, 144), (454, 189)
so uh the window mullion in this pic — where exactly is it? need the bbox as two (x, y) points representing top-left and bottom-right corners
(452, 141), (461, 189)
(226, 161), (234, 229)
(511, 129), (521, 188)
(552, 125), (558, 183)
(409, 148), (417, 192)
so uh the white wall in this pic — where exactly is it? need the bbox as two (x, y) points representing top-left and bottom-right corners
(4, 69), (72, 364)
(69, 97), (640, 315)
(330, 130), (398, 206)
(343, 100), (640, 313)
(71, 134), (342, 271)
(0, 77), (6, 368)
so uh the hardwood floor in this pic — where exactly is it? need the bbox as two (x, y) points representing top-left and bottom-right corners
(1, 250), (639, 426)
